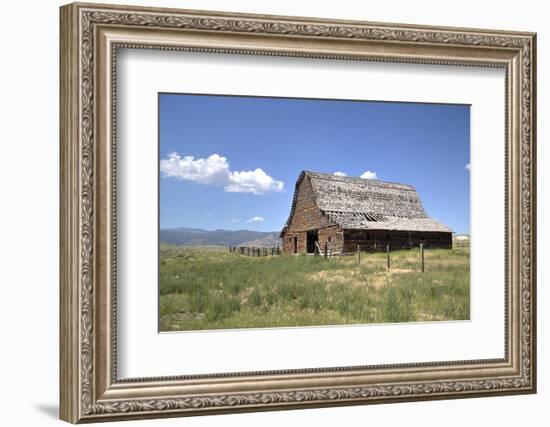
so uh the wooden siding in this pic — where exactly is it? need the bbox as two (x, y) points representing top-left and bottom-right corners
(281, 176), (334, 254)
(318, 226), (343, 255)
(282, 231), (306, 254)
(342, 229), (452, 252)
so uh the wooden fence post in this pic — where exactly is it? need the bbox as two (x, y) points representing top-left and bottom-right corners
(420, 243), (425, 272)
(386, 245), (390, 270)
(357, 244), (361, 265)
(324, 242), (328, 259)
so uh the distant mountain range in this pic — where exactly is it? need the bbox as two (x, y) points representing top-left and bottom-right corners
(159, 227), (282, 248)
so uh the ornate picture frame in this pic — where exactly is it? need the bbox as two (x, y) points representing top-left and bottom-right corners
(60, 2), (536, 423)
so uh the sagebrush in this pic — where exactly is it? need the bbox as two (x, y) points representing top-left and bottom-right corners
(159, 244), (470, 331)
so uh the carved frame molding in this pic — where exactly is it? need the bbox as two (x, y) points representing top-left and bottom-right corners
(60, 2), (536, 423)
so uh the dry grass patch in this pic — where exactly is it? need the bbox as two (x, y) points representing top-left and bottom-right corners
(159, 245), (470, 331)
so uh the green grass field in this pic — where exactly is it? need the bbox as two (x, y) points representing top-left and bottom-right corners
(159, 244), (470, 331)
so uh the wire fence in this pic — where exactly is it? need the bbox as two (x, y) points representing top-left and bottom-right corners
(229, 239), (469, 273)
(229, 245), (281, 257)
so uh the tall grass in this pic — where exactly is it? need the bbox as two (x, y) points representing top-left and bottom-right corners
(159, 245), (470, 331)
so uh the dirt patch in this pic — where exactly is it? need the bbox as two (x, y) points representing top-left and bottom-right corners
(386, 268), (412, 274)
(369, 273), (387, 288)
(366, 268), (419, 288)
(311, 270), (367, 289)
(423, 257), (468, 266)
(161, 312), (206, 330)
(416, 313), (446, 322)
(239, 286), (255, 304)
(311, 270), (348, 284)
(311, 267), (420, 289)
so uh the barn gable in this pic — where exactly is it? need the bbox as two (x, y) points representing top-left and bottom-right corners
(281, 171), (452, 236)
(284, 173), (331, 233)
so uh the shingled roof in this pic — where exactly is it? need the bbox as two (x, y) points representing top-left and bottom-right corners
(281, 171), (452, 235)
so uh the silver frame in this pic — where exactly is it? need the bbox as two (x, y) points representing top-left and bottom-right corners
(60, 2), (536, 423)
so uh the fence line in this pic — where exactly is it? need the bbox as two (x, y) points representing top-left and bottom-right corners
(229, 242), (454, 272)
(229, 245), (281, 257)
(338, 243), (439, 272)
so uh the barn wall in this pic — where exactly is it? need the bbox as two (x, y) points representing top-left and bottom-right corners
(281, 176), (333, 254)
(318, 226), (343, 255)
(342, 230), (452, 253)
(282, 231), (307, 254)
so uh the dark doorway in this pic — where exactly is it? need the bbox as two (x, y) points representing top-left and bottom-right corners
(306, 230), (318, 254)
(293, 237), (298, 254)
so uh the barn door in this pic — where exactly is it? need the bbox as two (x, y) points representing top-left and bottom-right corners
(306, 230), (318, 254)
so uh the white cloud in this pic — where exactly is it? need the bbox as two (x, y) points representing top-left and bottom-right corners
(333, 171), (347, 177)
(226, 169), (284, 194)
(465, 163), (471, 171)
(246, 216), (264, 223)
(360, 170), (378, 180)
(160, 152), (229, 185)
(160, 152), (284, 195)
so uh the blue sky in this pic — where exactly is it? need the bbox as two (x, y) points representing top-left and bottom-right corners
(159, 93), (470, 234)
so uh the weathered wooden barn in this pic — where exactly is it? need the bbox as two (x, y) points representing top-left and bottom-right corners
(280, 171), (452, 255)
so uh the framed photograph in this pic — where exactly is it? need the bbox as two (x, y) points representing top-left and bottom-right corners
(60, 2), (537, 423)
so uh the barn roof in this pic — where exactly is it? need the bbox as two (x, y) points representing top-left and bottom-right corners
(280, 171), (452, 236)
